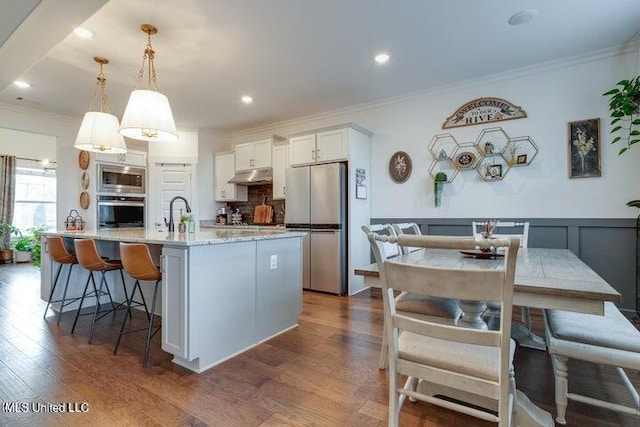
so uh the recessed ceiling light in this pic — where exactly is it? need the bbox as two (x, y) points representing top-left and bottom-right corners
(241, 95), (253, 104)
(74, 27), (93, 39)
(13, 81), (31, 89)
(374, 53), (390, 64)
(508, 9), (539, 26)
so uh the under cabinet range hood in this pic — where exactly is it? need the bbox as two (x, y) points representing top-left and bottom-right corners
(228, 168), (273, 185)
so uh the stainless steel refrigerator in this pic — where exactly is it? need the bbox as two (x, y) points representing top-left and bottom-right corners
(285, 163), (346, 295)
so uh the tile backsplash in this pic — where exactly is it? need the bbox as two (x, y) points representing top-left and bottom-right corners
(226, 184), (285, 224)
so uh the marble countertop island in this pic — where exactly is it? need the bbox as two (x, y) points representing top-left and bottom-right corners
(41, 227), (304, 373)
(43, 227), (305, 246)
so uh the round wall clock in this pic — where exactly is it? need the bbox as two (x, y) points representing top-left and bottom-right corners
(388, 151), (412, 183)
(78, 150), (90, 170)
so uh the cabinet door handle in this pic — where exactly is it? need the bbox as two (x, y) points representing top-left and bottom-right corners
(316, 148), (320, 159)
(283, 186), (286, 195)
(312, 149), (316, 160)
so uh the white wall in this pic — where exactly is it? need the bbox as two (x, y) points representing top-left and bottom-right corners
(225, 47), (640, 219)
(0, 127), (56, 160)
(0, 105), (80, 228)
(3, 47), (640, 224)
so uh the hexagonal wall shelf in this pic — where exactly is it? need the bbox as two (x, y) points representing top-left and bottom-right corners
(475, 127), (510, 157)
(505, 136), (539, 167)
(476, 155), (511, 182)
(428, 126), (537, 183)
(428, 133), (458, 160)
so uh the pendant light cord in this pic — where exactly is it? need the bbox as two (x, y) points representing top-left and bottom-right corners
(137, 30), (158, 90)
(85, 58), (112, 113)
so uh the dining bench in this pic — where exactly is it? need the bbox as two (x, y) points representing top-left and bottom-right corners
(543, 302), (640, 424)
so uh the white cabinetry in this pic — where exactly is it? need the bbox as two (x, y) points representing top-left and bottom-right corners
(160, 236), (302, 372)
(289, 128), (348, 167)
(215, 152), (247, 201)
(94, 149), (147, 167)
(235, 138), (273, 171)
(272, 144), (289, 200)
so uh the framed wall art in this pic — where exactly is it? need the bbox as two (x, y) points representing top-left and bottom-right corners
(355, 168), (367, 199)
(568, 118), (601, 178)
(388, 151), (412, 183)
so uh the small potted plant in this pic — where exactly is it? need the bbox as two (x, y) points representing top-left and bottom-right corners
(0, 223), (20, 263)
(179, 214), (189, 233)
(13, 235), (34, 263)
(434, 172), (448, 207)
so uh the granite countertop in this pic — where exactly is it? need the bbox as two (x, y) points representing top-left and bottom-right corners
(43, 228), (305, 247)
(199, 220), (285, 230)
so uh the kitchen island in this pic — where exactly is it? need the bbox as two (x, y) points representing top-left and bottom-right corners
(41, 228), (304, 373)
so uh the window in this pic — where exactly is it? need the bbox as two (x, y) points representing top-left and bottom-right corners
(13, 166), (56, 233)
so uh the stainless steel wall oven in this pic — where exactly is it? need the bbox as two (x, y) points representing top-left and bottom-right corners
(97, 195), (145, 229)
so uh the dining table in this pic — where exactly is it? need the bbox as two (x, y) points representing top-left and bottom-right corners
(354, 247), (622, 427)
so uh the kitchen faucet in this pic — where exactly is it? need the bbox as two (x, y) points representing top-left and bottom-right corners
(168, 196), (192, 232)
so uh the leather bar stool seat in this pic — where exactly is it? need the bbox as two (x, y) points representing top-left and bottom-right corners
(43, 237), (81, 325)
(114, 243), (162, 368)
(71, 238), (132, 344)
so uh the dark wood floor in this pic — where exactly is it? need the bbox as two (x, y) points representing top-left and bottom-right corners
(0, 263), (638, 426)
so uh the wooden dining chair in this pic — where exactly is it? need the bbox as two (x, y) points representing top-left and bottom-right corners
(367, 232), (520, 426)
(471, 221), (544, 349)
(362, 224), (401, 258)
(391, 222), (422, 254)
(362, 225), (462, 370)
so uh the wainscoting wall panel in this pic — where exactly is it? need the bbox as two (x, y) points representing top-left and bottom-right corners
(371, 218), (637, 317)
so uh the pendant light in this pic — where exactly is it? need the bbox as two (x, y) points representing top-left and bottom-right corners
(74, 57), (127, 153)
(119, 24), (178, 143)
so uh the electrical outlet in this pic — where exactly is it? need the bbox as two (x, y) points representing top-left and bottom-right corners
(270, 254), (277, 270)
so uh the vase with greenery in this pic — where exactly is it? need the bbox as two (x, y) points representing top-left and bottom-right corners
(434, 172), (447, 207)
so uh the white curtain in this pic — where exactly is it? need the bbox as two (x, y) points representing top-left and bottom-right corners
(0, 155), (16, 224)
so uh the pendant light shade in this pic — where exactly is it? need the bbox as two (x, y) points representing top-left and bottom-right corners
(75, 112), (127, 153)
(119, 24), (178, 143)
(74, 57), (127, 153)
(119, 89), (177, 142)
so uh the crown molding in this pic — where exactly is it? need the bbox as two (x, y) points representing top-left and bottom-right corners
(198, 127), (225, 138)
(224, 44), (636, 139)
(0, 102), (80, 125)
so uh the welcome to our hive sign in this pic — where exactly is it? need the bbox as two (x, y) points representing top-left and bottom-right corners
(442, 97), (527, 129)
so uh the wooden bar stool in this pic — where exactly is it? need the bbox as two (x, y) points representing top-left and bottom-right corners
(114, 242), (161, 368)
(71, 238), (131, 344)
(43, 237), (82, 325)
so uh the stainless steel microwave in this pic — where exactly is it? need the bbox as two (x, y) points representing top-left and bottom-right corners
(97, 164), (146, 194)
